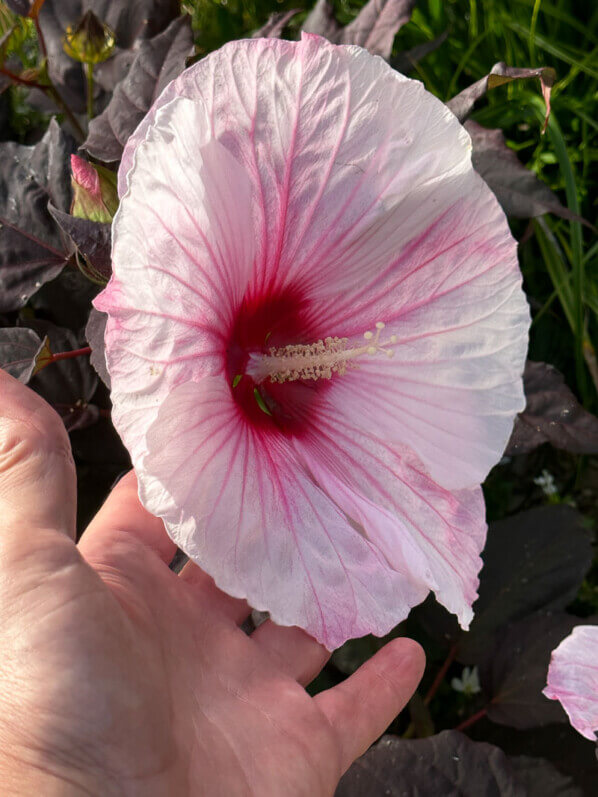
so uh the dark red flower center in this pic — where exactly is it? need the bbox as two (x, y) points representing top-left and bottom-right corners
(225, 288), (329, 437)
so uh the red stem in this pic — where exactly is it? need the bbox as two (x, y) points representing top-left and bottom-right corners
(0, 59), (85, 141)
(49, 346), (92, 363)
(0, 65), (45, 90)
(424, 643), (458, 706)
(454, 707), (488, 732)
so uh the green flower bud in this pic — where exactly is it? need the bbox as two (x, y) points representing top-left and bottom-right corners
(63, 10), (115, 65)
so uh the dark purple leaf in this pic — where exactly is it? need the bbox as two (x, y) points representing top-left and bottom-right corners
(508, 756), (582, 797)
(4, 0), (32, 16)
(71, 412), (129, 466)
(412, 505), (592, 664)
(38, 0), (181, 113)
(447, 62), (556, 126)
(302, 0), (341, 41)
(482, 611), (596, 730)
(459, 505), (592, 664)
(407, 692), (435, 738)
(409, 593), (462, 650)
(506, 361), (598, 455)
(94, 48), (136, 92)
(59, 401), (101, 432)
(331, 635), (382, 675)
(32, 268), (100, 330)
(24, 319), (98, 429)
(340, 0), (415, 59)
(0, 326), (45, 382)
(85, 307), (110, 388)
(392, 31), (448, 73)
(303, 0), (415, 60)
(467, 122), (579, 221)
(83, 15), (194, 163)
(48, 204), (112, 282)
(0, 119), (75, 312)
(336, 731), (525, 796)
(252, 10), (299, 39)
(478, 724), (597, 795)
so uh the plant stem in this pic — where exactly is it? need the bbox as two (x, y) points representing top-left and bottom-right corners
(0, 65), (45, 89)
(49, 346), (92, 363)
(33, 16), (47, 59)
(0, 66), (85, 141)
(454, 706), (488, 732)
(29, 0), (48, 20)
(424, 643), (458, 706)
(85, 62), (94, 120)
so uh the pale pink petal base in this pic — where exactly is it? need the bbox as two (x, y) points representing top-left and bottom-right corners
(543, 625), (598, 741)
(141, 379), (430, 650)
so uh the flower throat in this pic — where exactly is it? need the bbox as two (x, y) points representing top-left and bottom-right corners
(246, 322), (396, 385)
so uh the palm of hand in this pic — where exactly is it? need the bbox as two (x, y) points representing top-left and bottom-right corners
(0, 370), (423, 796)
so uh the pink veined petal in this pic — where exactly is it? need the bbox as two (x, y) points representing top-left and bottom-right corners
(115, 34), (527, 489)
(140, 378), (429, 650)
(100, 35), (531, 644)
(118, 82), (179, 196)
(292, 407), (486, 628)
(95, 96), (256, 463)
(120, 35), (470, 294)
(543, 625), (598, 741)
(301, 168), (529, 491)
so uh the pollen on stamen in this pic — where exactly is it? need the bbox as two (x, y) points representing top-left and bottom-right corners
(245, 321), (397, 385)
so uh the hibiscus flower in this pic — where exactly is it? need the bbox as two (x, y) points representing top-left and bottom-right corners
(544, 625), (598, 741)
(95, 34), (529, 649)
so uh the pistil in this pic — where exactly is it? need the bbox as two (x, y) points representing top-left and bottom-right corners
(246, 322), (397, 385)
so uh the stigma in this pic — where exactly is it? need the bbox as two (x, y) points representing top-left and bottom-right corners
(245, 322), (397, 384)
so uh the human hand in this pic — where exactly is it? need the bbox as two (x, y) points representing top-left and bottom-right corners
(0, 370), (424, 796)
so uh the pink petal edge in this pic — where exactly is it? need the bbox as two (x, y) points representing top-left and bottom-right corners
(543, 625), (598, 741)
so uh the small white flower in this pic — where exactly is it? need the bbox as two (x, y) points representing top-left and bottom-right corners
(451, 666), (481, 695)
(534, 469), (558, 497)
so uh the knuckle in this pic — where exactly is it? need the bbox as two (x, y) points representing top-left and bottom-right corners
(0, 409), (73, 475)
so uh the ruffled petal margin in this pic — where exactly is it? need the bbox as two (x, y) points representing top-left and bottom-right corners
(95, 96), (255, 462)
(543, 625), (598, 741)
(141, 378), (431, 650)
(292, 407), (486, 628)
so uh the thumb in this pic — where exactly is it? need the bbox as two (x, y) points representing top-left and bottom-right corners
(0, 369), (76, 547)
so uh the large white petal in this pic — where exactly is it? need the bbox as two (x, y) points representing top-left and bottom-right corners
(292, 410), (486, 627)
(140, 378), (429, 650)
(544, 625), (598, 741)
(95, 96), (256, 462)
